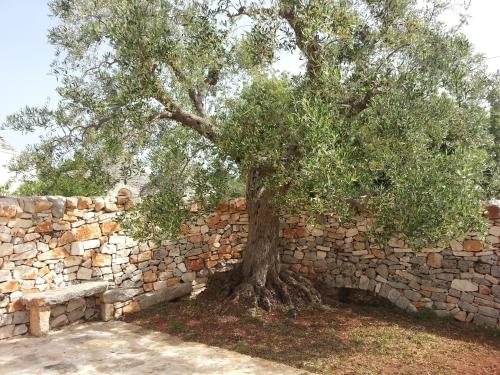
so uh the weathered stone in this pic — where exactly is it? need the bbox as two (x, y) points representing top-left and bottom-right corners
(68, 306), (86, 322)
(53, 221), (71, 231)
(13, 266), (38, 280)
(345, 228), (358, 237)
(101, 221), (120, 235)
(13, 324), (28, 336)
(101, 303), (114, 321)
(143, 271), (157, 283)
(92, 253), (112, 267)
(492, 266), (500, 278)
(395, 295), (410, 310)
(38, 247), (69, 261)
(13, 242), (35, 254)
(478, 306), (499, 318)
(0, 270), (11, 283)
(102, 288), (142, 303)
(47, 196), (66, 218)
(387, 289), (401, 304)
(64, 256), (83, 268)
(359, 275), (369, 290)
(376, 264), (388, 278)
(33, 198), (53, 212)
(13, 310), (29, 324)
(77, 197), (93, 210)
(389, 238), (405, 248)
(181, 272), (196, 283)
(473, 314), (497, 327)
(463, 240), (482, 252)
(75, 223), (101, 241)
(404, 290), (422, 302)
(51, 314), (69, 328)
(0, 324), (14, 339)
(0, 243), (13, 257)
(51, 304), (67, 317)
(486, 203), (500, 219)
(71, 241), (85, 256)
(137, 283), (192, 310)
(76, 267), (93, 280)
(82, 239), (100, 250)
(10, 218), (33, 229)
(0, 280), (19, 293)
(449, 240), (463, 251)
(35, 221), (53, 233)
(29, 306), (51, 336)
(458, 300), (478, 313)
(21, 281), (107, 306)
(427, 253), (443, 268)
(488, 226), (500, 236)
(58, 231), (76, 246)
(451, 279), (478, 292)
(101, 244), (116, 255)
(492, 285), (500, 298)
(67, 297), (86, 312)
(1, 194), (500, 336)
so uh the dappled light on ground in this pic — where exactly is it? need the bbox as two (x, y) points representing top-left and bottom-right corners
(126, 299), (500, 375)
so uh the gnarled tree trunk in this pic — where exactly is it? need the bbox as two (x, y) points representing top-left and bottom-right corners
(204, 169), (321, 312)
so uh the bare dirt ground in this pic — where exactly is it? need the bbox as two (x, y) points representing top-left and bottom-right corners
(125, 298), (500, 375)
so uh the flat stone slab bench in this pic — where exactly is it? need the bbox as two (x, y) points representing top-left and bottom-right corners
(20, 281), (108, 336)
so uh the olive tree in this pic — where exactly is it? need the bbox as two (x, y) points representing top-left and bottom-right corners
(4, 0), (496, 309)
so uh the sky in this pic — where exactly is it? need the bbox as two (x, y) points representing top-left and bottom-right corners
(1, 0), (500, 154)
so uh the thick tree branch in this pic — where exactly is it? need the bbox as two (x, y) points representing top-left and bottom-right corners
(152, 95), (218, 143)
(280, 7), (322, 80)
(165, 62), (220, 117)
(340, 89), (380, 117)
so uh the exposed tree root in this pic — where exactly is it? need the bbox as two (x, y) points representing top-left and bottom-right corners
(199, 265), (321, 315)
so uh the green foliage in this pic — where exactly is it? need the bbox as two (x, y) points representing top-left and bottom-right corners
(169, 321), (186, 333)
(0, 182), (12, 196)
(8, 142), (113, 196)
(486, 87), (500, 195)
(120, 127), (243, 241)
(2, 0), (497, 247)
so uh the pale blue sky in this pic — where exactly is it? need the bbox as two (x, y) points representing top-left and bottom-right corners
(0, 1), (57, 151)
(1, 1), (499, 153)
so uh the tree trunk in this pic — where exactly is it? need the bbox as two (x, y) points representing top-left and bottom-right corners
(241, 168), (281, 292)
(203, 168), (321, 312)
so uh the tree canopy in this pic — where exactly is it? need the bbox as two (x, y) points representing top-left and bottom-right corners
(3, 0), (498, 247)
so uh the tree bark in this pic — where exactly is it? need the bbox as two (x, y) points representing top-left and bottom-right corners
(242, 168), (281, 290)
(203, 168), (321, 312)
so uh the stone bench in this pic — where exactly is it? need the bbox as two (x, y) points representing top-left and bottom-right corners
(20, 281), (108, 336)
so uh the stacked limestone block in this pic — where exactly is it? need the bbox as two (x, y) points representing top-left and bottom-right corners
(0, 195), (248, 339)
(49, 296), (99, 329)
(1, 194), (499, 339)
(0, 196), (131, 339)
(111, 197), (248, 317)
(280, 201), (500, 328)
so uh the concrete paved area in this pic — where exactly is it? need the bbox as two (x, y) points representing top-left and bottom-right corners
(0, 321), (308, 375)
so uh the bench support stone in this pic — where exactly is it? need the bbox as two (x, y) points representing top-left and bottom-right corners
(29, 306), (51, 337)
(21, 281), (109, 337)
(100, 303), (114, 322)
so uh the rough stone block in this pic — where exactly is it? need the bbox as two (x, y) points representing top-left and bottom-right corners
(29, 306), (51, 337)
(0, 324), (14, 340)
(102, 288), (142, 304)
(473, 313), (497, 327)
(451, 279), (478, 292)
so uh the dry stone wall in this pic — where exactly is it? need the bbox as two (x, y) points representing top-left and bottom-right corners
(0, 195), (499, 340)
(279, 204), (500, 328)
(0, 195), (247, 340)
